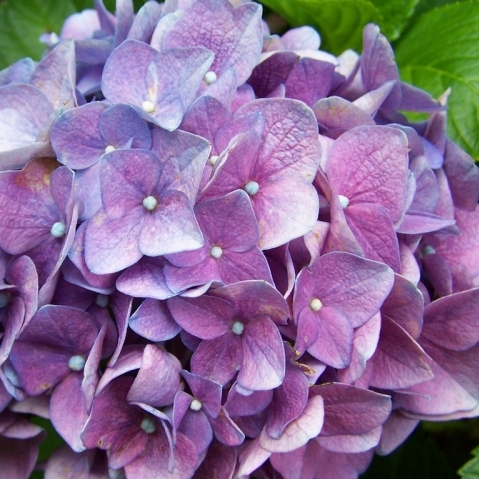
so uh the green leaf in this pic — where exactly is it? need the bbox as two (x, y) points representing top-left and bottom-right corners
(414, 0), (471, 16)
(259, 0), (421, 53)
(395, 1), (479, 159)
(70, 0), (95, 10)
(0, 0), (78, 69)
(0, 0), (149, 71)
(459, 446), (479, 478)
(370, 0), (420, 41)
(259, 0), (382, 54)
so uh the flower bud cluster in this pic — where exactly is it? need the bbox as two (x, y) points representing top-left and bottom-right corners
(0, 0), (478, 478)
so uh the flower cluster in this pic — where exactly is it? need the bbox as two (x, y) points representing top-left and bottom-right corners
(0, 0), (479, 478)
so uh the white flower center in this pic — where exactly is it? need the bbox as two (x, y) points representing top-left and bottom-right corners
(338, 195), (349, 209)
(204, 71), (217, 84)
(68, 355), (85, 371)
(232, 320), (244, 335)
(0, 291), (10, 308)
(141, 100), (155, 113)
(96, 294), (109, 307)
(244, 181), (259, 196)
(190, 399), (203, 411)
(50, 222), (66, 238)
(210, 246), (223, 258)
(310, 298), (323, 311)
(209, 155), (219, 165)
(104, 145), (116, 154)
(140, 417), (156, 434)
(143, 196), (158, 211)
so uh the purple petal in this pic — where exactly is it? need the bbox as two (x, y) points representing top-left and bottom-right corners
(259, 395), (324, 453)
(181, 370), (222, 419)
(337, 312), (381, 384)
(51, 102), (108, 169)
(265, 364), (309, 439)
(101, 39), (156, 104)
(50, 372), (88, 452)
(127, 345), (181, 407)
(168, 294), (234, 339)
(443, 140), (479, 211)
(10, 305), (99, 396)
(208, 406), (245, 446)
(252, 175), (320, 249)
(124, 431), (198, 479)
(30, 40), (76, 109)
(237, 98), (321, 181)
(294, 251), (394, 328)
(84, 208), (143, 274)
(326, 125), (408, 223)
(129, 298), (180, 341)
(116, 256), (175, 300)
(0, 297), (25, 366)
(381, 273), (424, 339)
(44, 446), (109, 479)
(209, 280), (289, 326)
(150, 126), (210, 205)
(285, 58), (335, 106)
(313, 96), (375, 133)
(298, 307), (353, 368)
(376, 411), (418, 455)
(95, 345), (144, 396)
(361, 24), (401, 112)
(0, 414), (45, 479)
(224, 386), (273, 417)
(282, 26), (320, 50)
(239, 316), (285, 391)
(313, 383), (391, 436)
(345, 203), (401, 272)
(193, 439), (237, 479)
(138, 190), (203, 257)
(180, 95), (233, 153)
(394, 343), (479, 417)
(174, 396), (212, 456)
(196, 190), (259, 252)
(367, 317), (433, 389)
(422, 289), (479, 351)
(317, 426), (382, 453)
(127, 1), (163, 42)
(191, 333), (243, 386)
(163, 0), (262, 84)
(103, 40), (214, 130)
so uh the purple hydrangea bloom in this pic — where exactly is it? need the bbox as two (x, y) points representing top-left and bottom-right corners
(1, 1), (479, 478)
(83, 146), (206, 274)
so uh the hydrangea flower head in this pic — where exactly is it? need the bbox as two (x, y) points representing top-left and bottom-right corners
(0, 1), (479, 478)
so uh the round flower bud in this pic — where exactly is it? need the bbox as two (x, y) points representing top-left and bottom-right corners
(190, 399), (203, 411)
(244, 181), (259, 196)
(143, 196), (158, 211)
(51, 222), (66, 238)
(96, 294), (109, 307)
(310, 298), (323, 311)
(204, 71), (217, 84)
(68, 355), (86, 371)
(232, 320), (244, 335)
(140, 417), (156, 434)
(104, 145), (116, 154)
(141, 100), (155, 113)
(210, 246), (223, 258)
(338, 195), (349, 209)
